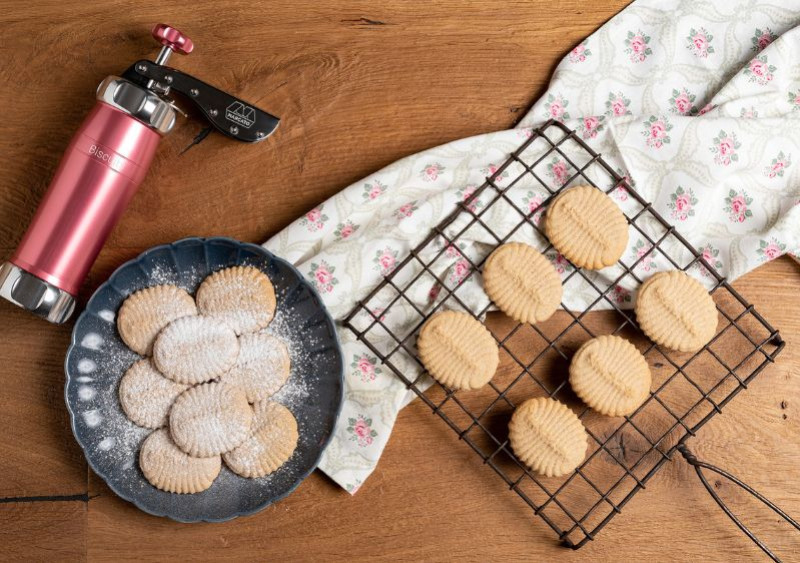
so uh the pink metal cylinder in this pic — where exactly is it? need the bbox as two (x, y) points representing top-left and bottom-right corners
(11, 102), (161, 295)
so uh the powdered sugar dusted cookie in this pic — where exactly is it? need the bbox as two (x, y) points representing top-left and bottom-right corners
(153, 315), (239, 384)
(169, 381), (253, 457)
(117, 284), (197, 355)
(223, 401), (298, 478)
(119, 358), (189, 429)
(196, 266), (276, 335)
(139, 428), (221, 494)
(223, 333), (291, 403)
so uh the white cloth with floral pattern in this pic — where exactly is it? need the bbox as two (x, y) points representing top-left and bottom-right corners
(264, 0), (800, 493)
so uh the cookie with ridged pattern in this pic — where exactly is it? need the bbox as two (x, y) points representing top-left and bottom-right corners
(417, 311), (499, 390)
(139, 429), (221, 494)
(483, 242), (562, 324)
(544, 185), (628, 270)
(196, 266), (276, 335)
(223, 401), (299, 478)
(223, 333), (291, 403)
(634, 271), (717, 352)
(508, 397), (588, 477)
(117, 284), (197, 355)
(569, 335), (651, 417)
(169, 381), (253, 457)
(119, 358), (189, 429)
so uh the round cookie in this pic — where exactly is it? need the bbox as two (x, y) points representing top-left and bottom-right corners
(153, 315), (239, 384)
(169, 381), (254, 457)
(569, 335), (651, 417)
(635, 271), (717, 352)
(508, 397), (588, 477)
(139, 428), (221, 494)
(223, 333), (291, 403)
(483, 242), (562, 324)
(223, 401), (299, 478)
(119, 358), (189, 429)
(117, 284), (197, 355)
(196, 266), (276, 335)
(544, 185), (628, 270)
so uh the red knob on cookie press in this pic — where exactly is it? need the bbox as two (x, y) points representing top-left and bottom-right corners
(151, 23), (194, 62)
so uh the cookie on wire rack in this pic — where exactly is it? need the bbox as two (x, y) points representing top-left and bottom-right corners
(223, 401), (299, 478)
(117, 284), (197, 355)
(139, 429), (221, 494)
(196, 266), (276, 335)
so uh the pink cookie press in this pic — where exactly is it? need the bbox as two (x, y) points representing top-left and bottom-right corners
(0, 24), (279, 323)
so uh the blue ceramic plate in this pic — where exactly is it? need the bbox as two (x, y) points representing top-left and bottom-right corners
(64, 237), (343, 522)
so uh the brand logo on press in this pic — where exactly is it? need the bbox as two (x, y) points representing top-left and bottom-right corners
(225, 102), (256, 129)
(88, 144), (124, 170)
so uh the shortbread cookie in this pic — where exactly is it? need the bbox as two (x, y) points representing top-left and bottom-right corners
(196, 266), (276, 335)
(119, 358), (189, 429)
(223, 401), (298, 478)
(139, 429), (221, 494)
(483, 242), (562, 324)
(544, 185), (628, 269)
(417, 310), (498, 390)
(508, 397), (588, 477)
(635, 271), (717, 352)
(153, 315), (239, 384)
(569, 335), (651, 417)
(223, 333), (291, 403)
(117, 284), (197, 355)
(169, 382), (253, 457)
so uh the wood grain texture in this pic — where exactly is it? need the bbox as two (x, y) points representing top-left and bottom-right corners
(1, 0), (799, 561)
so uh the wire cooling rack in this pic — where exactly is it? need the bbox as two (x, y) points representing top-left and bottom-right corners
(342, 120), (785, 549)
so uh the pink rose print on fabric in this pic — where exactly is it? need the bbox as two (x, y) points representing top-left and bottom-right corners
(723, 189), (753, 223)
(667, 186), (698, 221)
(362, 180), (388, 200)
(394, 201), (419, 220)
(333, 220), (358, 240)
(641, 115), (672, 149)
(605, 92), (632, 117)
(669, 88), (697, 116)
(764, 151), (791, 178)
(547, 252), (573, 275)
(789, 91), (800, 111)
(421, 163), (445, 182)
(427, 283), (443, 303)
(444, 242), (465, 258)
(611, 284), (632, 305)
(345, 479), (363, 494)
(448, 257), (473, 287)
(710, 130), (741, 166)
(457, 186), (483, 213)
(373, 247), (399, 275)
(546, 156), (572, 187)
(300, 205), (329, 232)
(578, 115), (605, 140)
(544, 93), (570, 122)
(696, 243), (723, 278)
(751, 27), (778, 52)
(351, 353), (382, 383)
(309, 261), (338, 294)
(686, 27), (714, 58)
(756, 238), (786, 262)
(624, 30), (652, 63)
(522, 191), (544, 224)
(631, 239), (657, 272)
(744, 55), (776, 85)
(613, 167), (634, 201)
(740, 106), (759, 118)
(347, 415), (378, 447)
(481, 163), (510, 183)
(697, 103), (716, 116)
(568, 41), (591, 63)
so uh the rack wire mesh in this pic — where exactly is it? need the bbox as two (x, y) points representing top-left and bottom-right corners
(342, 120), (784, 548)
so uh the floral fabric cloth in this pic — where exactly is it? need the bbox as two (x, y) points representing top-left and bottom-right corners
(264, 0), (800, 493)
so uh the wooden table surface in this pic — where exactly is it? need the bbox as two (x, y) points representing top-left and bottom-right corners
(1, 1), (799, 561)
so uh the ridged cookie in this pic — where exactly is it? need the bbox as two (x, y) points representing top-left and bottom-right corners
(153, 315), (239, 384)
(417, 311), (499, 390)
(223, 401), (299, 478)
(483, 242), (562, 324)
(508, 397), (588, 477)
(569, 335), (651, 417)
(223, 333), (291, 403)
(635, 271), (718, 352)
(117, 284), (197, 355)
(544, 185), (628, 269)
(119, 358), (189, 429)
(139, 429), (221, 494)
(196, 266), (276, 335)
(169, 382), (254, 457)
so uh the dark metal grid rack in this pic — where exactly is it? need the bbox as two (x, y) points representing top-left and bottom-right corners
(342, 120), (785, 548)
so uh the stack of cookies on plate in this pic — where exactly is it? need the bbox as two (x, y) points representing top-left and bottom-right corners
(117, 266), (298, 494)
(417, 185), (718, 478)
